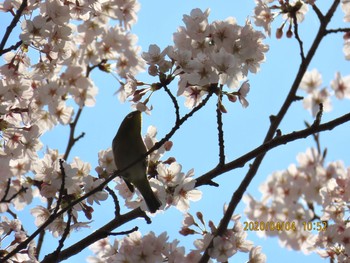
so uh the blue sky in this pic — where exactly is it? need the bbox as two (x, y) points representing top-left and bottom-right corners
(1, 1), (350, 262)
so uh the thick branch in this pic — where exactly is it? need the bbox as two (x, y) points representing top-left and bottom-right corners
(196, 112), (350, 186)
(41, 208), (145, 263)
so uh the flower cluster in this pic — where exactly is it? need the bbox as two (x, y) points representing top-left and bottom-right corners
(29, 151), (108, 235)
(87, 210), (266, 263)
(299, 69), (350, 116)
(179, 211), (266, 262)
(341, 0), (350, 59)
(119, 8), (268, 110)
(244, 147), (350, 261)
(0, 216), (38, 262)
(253, 0), (309, 38)
(88, 231), (189, 263)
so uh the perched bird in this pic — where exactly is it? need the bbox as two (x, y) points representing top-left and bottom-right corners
(112, 111), (161, 213)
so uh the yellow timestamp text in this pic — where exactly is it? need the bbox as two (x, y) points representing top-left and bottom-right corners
(243, 221), (328, 232)
(243, 221), (297, 231)
(302, 221), (328, 232)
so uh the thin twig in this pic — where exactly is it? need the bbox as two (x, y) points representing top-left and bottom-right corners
(325, 27), (350, 34)
(0, 40), (22, 56)
(50, 209), (73, 262)
(216, 88), (225, 167)
(163, 84), (180, 124)
(63, 108), (85, 161)
(0, 0), (27, 55)
(292, 12), (305, 61)
(105, 186), (120, 217)
(109, 226), (138, 236)
(53, 159), (67, 216)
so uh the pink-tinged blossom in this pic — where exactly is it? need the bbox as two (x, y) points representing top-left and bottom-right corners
(96, 148), (116, 174)
(32, 150), (60, 182)
(210, 18), (239, 52)
(9, 158), (31, 176)
(20, 15), (51, 45)
(173, 175), (202, 212)
(69, 76), (98, 107)
(342, 0), (350, 22)
(48, 100), (74, 124)
(239, 20), (268, 75)
(142, 44), (163, 64)
(31, 206), (51, 227)
(254, 0), (274, 36)
(71, 157), (91, 180)
(0, 216), (22, 234)
(281, 1), (309, 23)
(209, 234), (237, 262)
(157, 162), (183, 187)
(102, 0), (140, 30)
(343, 36), (350, 60)
(187, 53), (219, 86)
(300, 69), (322, 93)
(114, 177), (135, 200)
(42, 0), (70, 25)
(0, 157), (13, 182)
(183, 86), (207, 108)
(48, 217), (67, 238)
(143, 125), (167, 162)
(248, 246), (267, 263)
(182, 8), (211, 42)
(84, 176), (108, 205)
(330, 72), (350, 99)
(238, 81), (250, 108)
(116, 46), (146, 78)
(211, 47), (239, 86)
(303, 88), (332, 117)
(10, 179), (34, 210)
(117, 73), (138, 102)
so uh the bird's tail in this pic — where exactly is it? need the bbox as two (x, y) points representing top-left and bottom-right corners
(135, 180), (161, 213)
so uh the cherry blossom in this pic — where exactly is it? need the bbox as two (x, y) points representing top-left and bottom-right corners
(300, 69), (323, 93)
(248, 246), (267, 263)
(253, 0), (309, 38)
(330, 71), (350, 99)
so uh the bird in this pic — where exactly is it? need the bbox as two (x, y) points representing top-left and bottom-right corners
(112, 110), (161, 213)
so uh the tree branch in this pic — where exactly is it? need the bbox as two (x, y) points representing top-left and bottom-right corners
(196, 112), (350, 187)
(63, 108), (85, 161)
(41, 208), (145, 263)
(0, 0), (27, 55)
(216, 88), (225, 167)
